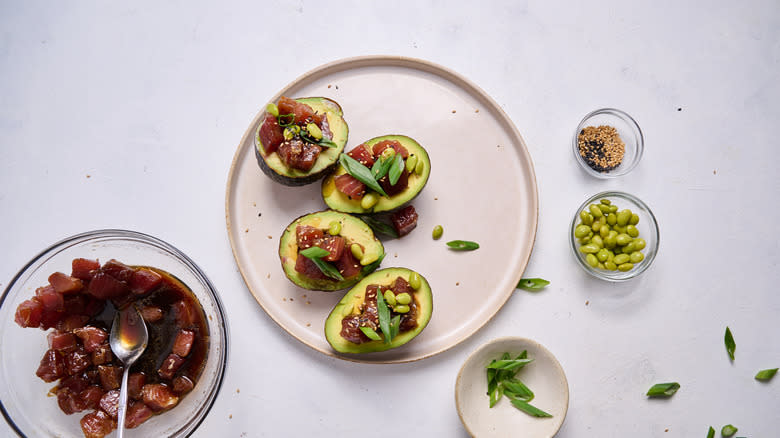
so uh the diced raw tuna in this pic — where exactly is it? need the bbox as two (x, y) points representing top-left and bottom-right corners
(36, 285), (64, 311)
(340, 315), (369, 344)
(142, 384), (180, 412)
(57, 387), (86, 415)
(39, 307), (65, 330)
(87, 272), (130, 300)
(392, 276), (413, 295)
(139, 305), (163, 323)
(277, 96), (324, 125)
(371, 140), (409, 159)
(378, 167), (409, 196)
(173, 299), (198, 328)
(277, 138), (321, 171)
(128, 373), (146, 400)
(91, 344), (113, 366)
(62, 294), (88, 315)
(125, 401), (154, 428)
(48, 272), (84, 294)
(334, 174), (366, 199)
(333, 245), (361, 279)
(101, 259), (135, 282)
(57, 314), (89, 332)
(74, 327), (108, 353)
(99, 390), (120, 418)
(14, 298), (43, 328)
(129, 268), (162, 295)
(71, 258), (100, 281)
(49, 331), (78, 352)
(158, 354), (186, 380)
(172, 375), (194, 394)
(84, 297), (106, 317)
(316, 235), (345, 262)
(296, 225), (324, 250)
(80, 409), (115, 438)
(390, 205), (418, 237)
(36, 349), (65, 382)
(66, 346), (92, 376)
(258, 112), (285, 154)
(294, 253), (330, 281)
(97, 365), (123, 391)
(60, 375), (89, 394)
(347, 145), (375, 167)
(172, 329), (195, 357)
(79, 386), (105, 410)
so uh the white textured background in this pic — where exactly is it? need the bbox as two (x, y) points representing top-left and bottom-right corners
(1, 1), (778, 436)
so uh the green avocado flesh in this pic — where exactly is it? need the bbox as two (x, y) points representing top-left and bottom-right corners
(324, 268), (433, 353)
(321, 134), (431, 213)
(279, 210), (384, 291)
(255, 97), (348, 186)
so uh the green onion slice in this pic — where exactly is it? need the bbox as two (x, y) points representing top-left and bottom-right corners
(502, 378), (534, 402)
(725, 326), (735, 361)
(645, 382), (680, 397)
(721, 425), (737, 437)
(339, 154), (388, 197)
(277, 113), (295, 127)
(360, 252), (385, 276)
(706, 426), (715, 438)
(517, 278), (550, 291)
(376, 287), (392, 344)
(446, 240), (480, 251)
(510, 399), (553, 418)
(357, 215), (399, 238)
(755, 368), (778, 381)
(486, 359), (533, 371)
(388, 154), (404, 186)
(359, 326), (382, 341)
(299, 247), (344, 281)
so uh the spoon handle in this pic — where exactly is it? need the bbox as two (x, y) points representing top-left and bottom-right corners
(116, 367), (131, 438)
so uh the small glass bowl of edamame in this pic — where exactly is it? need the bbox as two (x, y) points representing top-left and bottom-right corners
(570, 191), (659, 281)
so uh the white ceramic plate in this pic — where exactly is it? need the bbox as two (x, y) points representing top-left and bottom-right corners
(226, 56), (538, 363)
(455, 337), (569, 437)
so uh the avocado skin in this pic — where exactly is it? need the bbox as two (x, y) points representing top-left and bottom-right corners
(278, 210), (384, 291)
(321, 134), (431, 213)
(255, 97), (348, 186)
(324, 267), (433, 353)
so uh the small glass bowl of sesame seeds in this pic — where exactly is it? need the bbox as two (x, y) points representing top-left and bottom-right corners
(572, 108), (644, 178)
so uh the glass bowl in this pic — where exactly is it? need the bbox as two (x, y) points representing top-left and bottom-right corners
(569, 192), (659, 281)
(572, 108), (644, 178)
(0, 230), (228, 437)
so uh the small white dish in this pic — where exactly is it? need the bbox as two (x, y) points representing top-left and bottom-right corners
(455, 337), (569, 438)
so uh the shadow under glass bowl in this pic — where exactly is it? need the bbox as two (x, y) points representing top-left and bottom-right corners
(0, 230), (228, 437)
(569, 191), (659, 281)
(572, 108), (644, 178)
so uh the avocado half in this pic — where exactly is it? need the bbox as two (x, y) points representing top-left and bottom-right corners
(321, 135), (431, 213)
(279, 210), (384, 291)
(255, 97), (349, 186)
(324, 267), (433, 353)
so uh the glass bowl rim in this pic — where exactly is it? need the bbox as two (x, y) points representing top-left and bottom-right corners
(572, 107), (644, 179)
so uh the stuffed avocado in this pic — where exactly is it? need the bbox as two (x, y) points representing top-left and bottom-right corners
(256, 96), (349, 186)
(279, 210), (384, 291)
(321, 135), (430, 213)
(325, 268), (432, 353)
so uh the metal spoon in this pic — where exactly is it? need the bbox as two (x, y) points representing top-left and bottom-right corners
(110, 306), (149, 438)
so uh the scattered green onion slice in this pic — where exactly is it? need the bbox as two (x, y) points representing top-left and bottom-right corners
(706, 426), (715, 438)
(357, 215), (399, 238)
(721, 424), (737, 437)
(502, 378), (534, 402)
(277, 113), (295, 127)
(299, 247), (344, 281)
(388, 154), (405, 185)
(517, 278), (550, 291)
(389, 314), (401, 341)
(376, 287), (392, 344)
(755, 368), (778, 381)
(725, 326), (735, 361)
(446, 240), (480, 251)
(318, 137), (339, 148)
(339, 154), (388, 197)
(486, 359), (533, 371)
(645, 382), (680, 397)
(359, 326), (382, 341)
(371, 154), (394, 180)
(510, 399), (552, 418)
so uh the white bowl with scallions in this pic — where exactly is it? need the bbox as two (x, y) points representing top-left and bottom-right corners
(455, 337), (569, 437)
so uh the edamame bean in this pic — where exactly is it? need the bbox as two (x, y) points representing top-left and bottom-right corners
(266, 103), (279, 117)
(597, 248), (609, 262)
(591, 235), (604, 248)
(328, 221), (341, 235)
(586, 254), (599, 267)
(600, 199), (611, 205)
(582, 212), (594, 225)
(394, 304), (410, 313)
(579, 244), (600, 254)
(629, 213), (640, 225)
(616, 233), (632, 246)
(606, 213), (617, 226)
(591, 217), (605, 232)
(614, 225), (626, 234)
(414, 160), (425, 175)
(617, 209), (631, 226)
(361, 193), (379, 209)
(406, 155), (418, 173)
(409, 272), (422, 290)
(574, 225), (591, 238)
(589, 204), (604, 218)
(599, 204), (610, 213)
(384, 290), (397, 306)
(609, 205), (618, 213)
(614, 254), (630, 265)
(381, 147), (396, 161)
(605, 261), (617, 270)
(579, 236), (591, 244)
(630, 251), (644, 263)
(395, 293), (412, 305)
(307, 123), (323, 140)
(350, 243), (364, 260)
(605, 231), (618, 248)
(599, 224), (610, 238)
(618, 263), (634, 272)
(622, 242), (635, 253)
(432, 225), (443, 240)
(626, 224), (639, 237)
(598, 262), (605, 269)
(633, 238), (646, 250)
